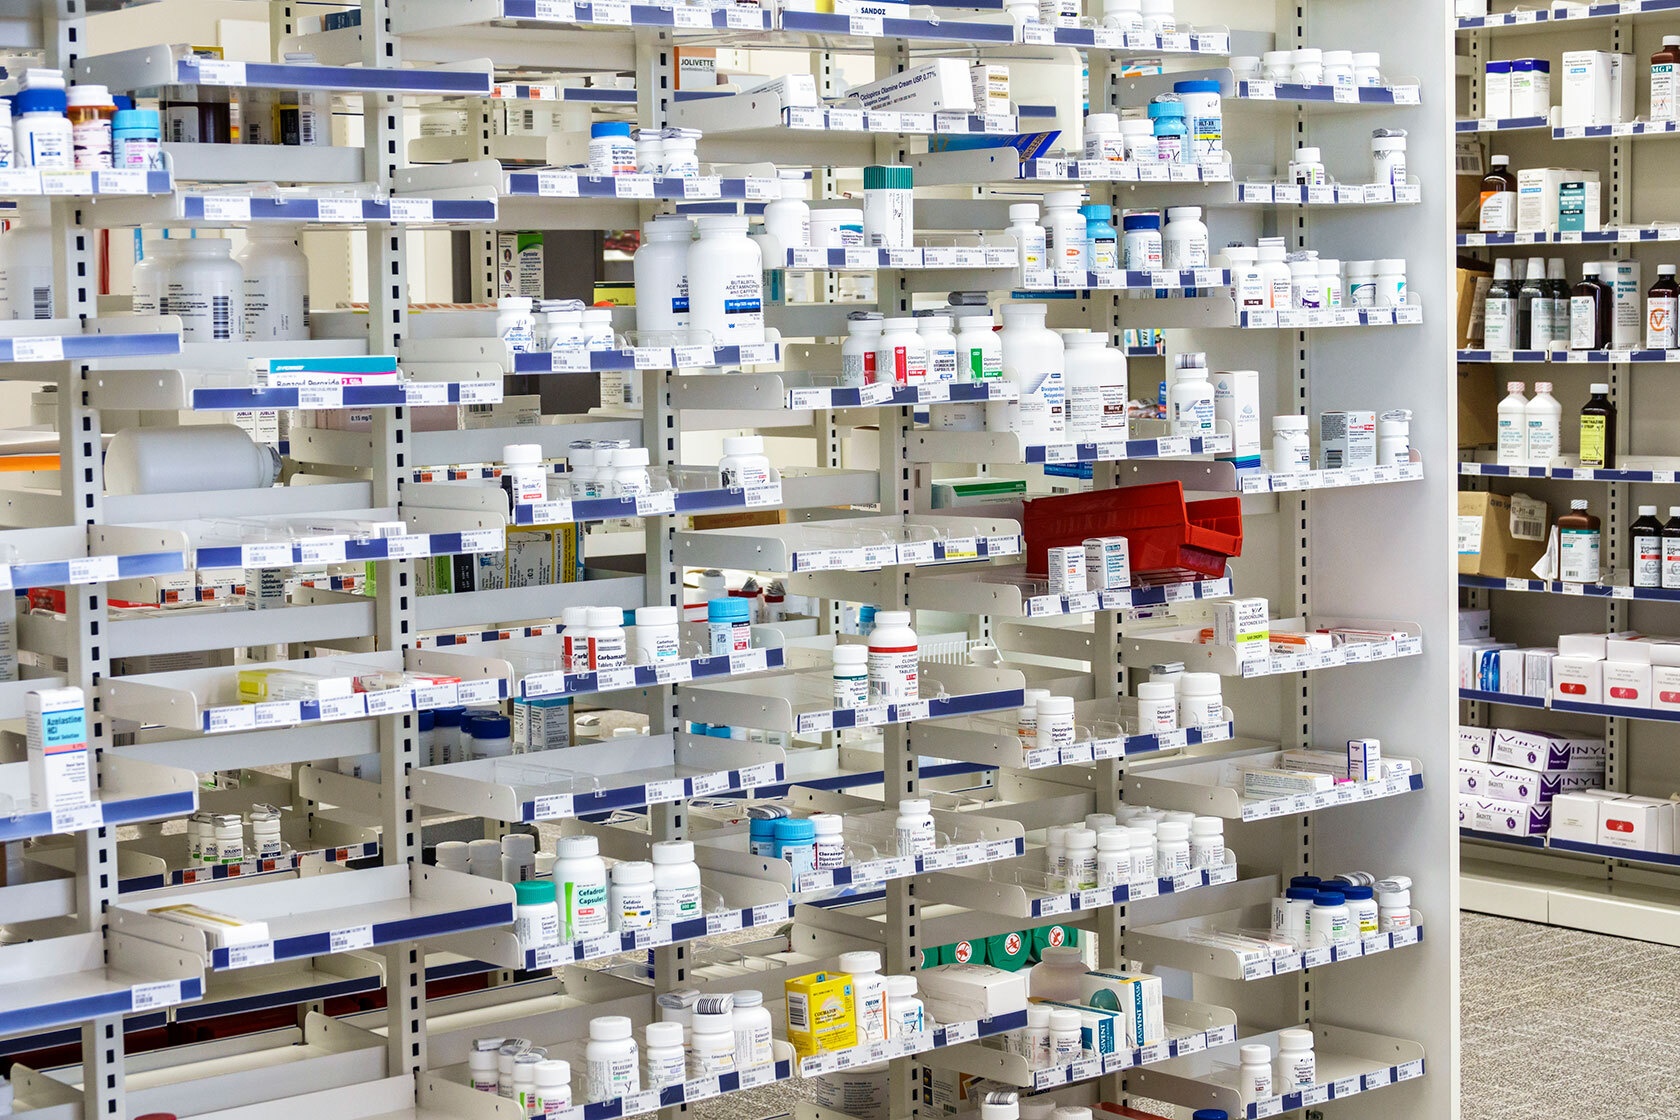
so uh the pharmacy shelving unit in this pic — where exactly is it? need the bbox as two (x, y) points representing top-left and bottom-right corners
(0, 0), (1454, 1114)
(1456, 2), (1680, 945)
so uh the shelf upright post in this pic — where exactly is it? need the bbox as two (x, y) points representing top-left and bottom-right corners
(43, 0), (127, 1113)
(361, 0), (426, 1086)
(1602, 14), (1631, 893)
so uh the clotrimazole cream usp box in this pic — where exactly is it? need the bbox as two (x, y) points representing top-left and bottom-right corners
(784, 970), (856, 1057)
(27, 685), (91, 811)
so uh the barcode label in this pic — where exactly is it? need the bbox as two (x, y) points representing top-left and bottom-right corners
(12, 334), (64, 362)
(131, 978), (183, 1011)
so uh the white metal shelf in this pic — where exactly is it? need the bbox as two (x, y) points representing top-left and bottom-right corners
(1122, 617), (1424, 677)
(907, 567), (1234, 620)
(673, 512), (1023, 574)
(1129, 1023), (1425, 1118)
(677, 661), (1024, 735)
(917, 847), (1241, 919)
(910, 427), (1234, 465)
(1125, 744), (1425, 822)
(110, 864), (514, 971)
(0, 754), (197, 842)
(411, 731), (783, 822)
(0, 931), (203, 1036)
(924, 997), (1238, 1090)
(911, 697), (1233, 770)
(72, 43), (493, 96)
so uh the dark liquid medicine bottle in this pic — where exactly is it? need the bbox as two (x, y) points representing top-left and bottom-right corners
(1579, 383), (1617, 468)
(1632, 505), (1664, 588)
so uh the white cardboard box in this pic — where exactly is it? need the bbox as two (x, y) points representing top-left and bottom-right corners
(1602, 659), (1653, 709)
(1458, 726), (1494, 763)
(844, 58), (976, 113)
(1549, 789), (1620, 844)
(1458, 760), (1600, 804)
(1561, 50), (1634, 126)
(1489, 729), (1606, 772)
(1552, 655), (1602, 704)
(1509, 58), (1552, 117)
(1484, 61), (1512, 119)
(1076, 970), (1164, 1047)
(1652, 663), (1680, 711)
(1599, 796), (1674, 853)
(915, 963), (1029, 1023)
(1516, 167), (1599, 234)
(1459, 793), (1552, 836)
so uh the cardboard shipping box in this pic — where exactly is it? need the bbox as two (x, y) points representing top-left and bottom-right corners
(1458, 491), (1549, 578)
(1457, 260), (1492, 349)
(1458, 363), (1499, 448)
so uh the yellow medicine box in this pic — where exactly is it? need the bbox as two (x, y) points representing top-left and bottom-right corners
(784, 971), (857, 1057)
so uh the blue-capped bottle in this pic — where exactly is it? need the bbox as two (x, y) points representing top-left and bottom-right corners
(1147, 95), (1188, 163)
(1078, 204), (1118, 272)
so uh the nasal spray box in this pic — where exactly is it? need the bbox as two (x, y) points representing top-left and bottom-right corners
(27, 686), (91, 811)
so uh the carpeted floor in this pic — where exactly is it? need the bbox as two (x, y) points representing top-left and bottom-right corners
(1460, 912), (1680, 1120)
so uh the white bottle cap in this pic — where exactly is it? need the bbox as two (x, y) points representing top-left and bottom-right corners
(1241, 1043), (1272, 1063)
(557, 835), (600, 858)
(722, 435), (764, 456)
(839, 950), (883, 974)
(590, 1015), (633, 1041)
(1277, 1027), (1314, 1051)
(586, 606), (622, 627)
(899, 797), (931, 816)
(1008, 203), (1040, 222)
(635, 604), (678, 626)
(651, 839), (694, 864)
(503, 443), (542, 466)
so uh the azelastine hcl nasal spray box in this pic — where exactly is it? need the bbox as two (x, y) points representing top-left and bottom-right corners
(27, 686), (91, 810)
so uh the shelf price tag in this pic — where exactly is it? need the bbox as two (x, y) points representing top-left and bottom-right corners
(533, 793), (574, 819)
(1363, 1067), (1393, 1089)
(202, 195), (252, 221)
(226, 941), (275, 969)
(942, 1019), (979, 1044)
(1301, 1084), (1331, 1106)
(592, 0), (631, 21)
(691, 770), (730, 796)
(330, 925), (375, 952)
(12, 334), (65, 363)
(41, 170), (93, 195)
(316, 197), (362, 223)
(849, 12), (884, 34)
(131, 979), (184, 1011)
(1396, 1059), (1424, 1080)
(52, 800), (104, 833)
(388, 197), (434, 222)
(67, 554), (120, 584)
(253, 699), (302, 727)
(672, 4), (711, 26)
(206, 705), (258, 733)
(634, 490), (677, 516)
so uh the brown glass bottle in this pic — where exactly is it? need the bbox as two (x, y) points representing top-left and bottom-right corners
(1479, 154), (1516, 233)
(1570, 263), (1612, 351)
(1579, 382), (1617, 469)
(1655, 35), (1680, 121)
(1557, 499), (1602, 584)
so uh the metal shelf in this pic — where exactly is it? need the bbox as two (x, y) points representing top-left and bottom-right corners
(793, 1010), (1026, 1077)
(1116, 455), (1424, 493)
(676, 661), (1024, 735)
(1460, 458), (1680, 481)
(1123, 744), (1425, 822)
(72, 43), (493, 95)
(0, 931), (203, 1036)
(673, 512), (1023, 574)
(671, 371), (1020, 411)
(911, 698), (1233, 770)
(1460, 572), (1680, 602)
(924, 997), (1238, 1090)
(907, 567), (1234, 620)
(0, 167), (171, 198)
(1238, 306), (1424, 328)
(411, 731), (783, 821)
(1123, 617), (1424, 677)
(909, 427), (1233, 465)
(1460, 226), (1680, 246)
(110, 864), (514, 971)
(1128, 1023), (1426, 1118)
(84, 190), (497, 227)
(782, 245), (1018, 271)
(0, 754), (197, 842)
(918, 847), (1241, 919)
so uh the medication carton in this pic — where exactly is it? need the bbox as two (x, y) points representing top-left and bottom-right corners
(1212, 598), (1269, 666)
(784, 971), (857, 1057)
(1599, 796), (1674, 853)
(844, 59), (976, 113)
(27, 686), (90, 811)
(1077, 970), (1164, 1046)
(1459, 793), (1551, 836)
(1458, 760), (1599, 804)
(1488, 728), (1606, 772)
(915, 962), (1028, 1023)
(1548, 789), (1620, 844)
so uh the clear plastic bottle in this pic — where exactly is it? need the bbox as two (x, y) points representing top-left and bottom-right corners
(237, 227), (310, 341)
(687, 214), (763, 346)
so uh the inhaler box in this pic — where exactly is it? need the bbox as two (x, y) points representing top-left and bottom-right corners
(845, 58), (976, 113)
(1317, 411), (1376, 470)
(1213, 598), (1271, 665)
(1549, 789), (1621, 844)
(1561, 50), (1634, 126)
(1213, 369), (1261, 468)
(1516, 168), (1599, 234)
(27, 686), (91, 811)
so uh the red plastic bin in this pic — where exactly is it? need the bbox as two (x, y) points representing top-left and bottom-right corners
(1022, 481), (1243, 580)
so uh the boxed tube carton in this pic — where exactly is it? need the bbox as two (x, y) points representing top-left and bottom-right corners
(845, 58), (976, 113)
(784, 970), (857, 1057)
(1078, 970), (1164, 1047)
(915, 962), (1028, 1023)
(1516, 168), (1599, 234)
